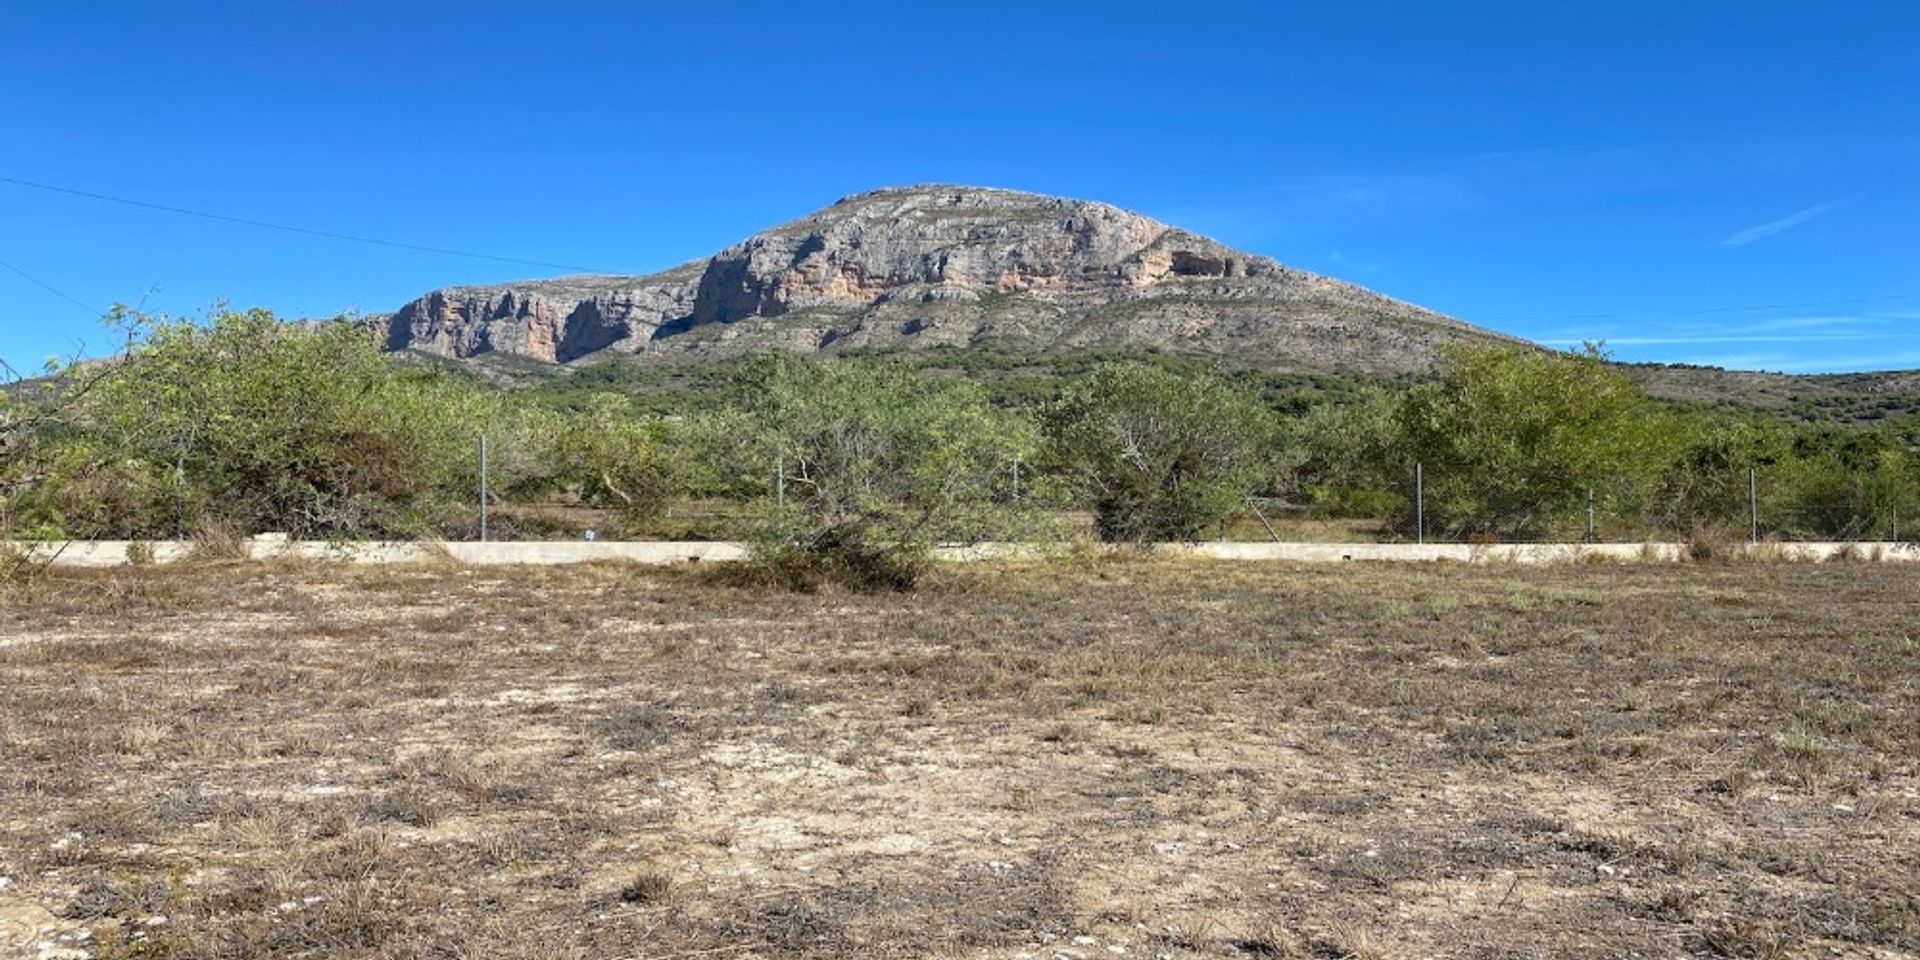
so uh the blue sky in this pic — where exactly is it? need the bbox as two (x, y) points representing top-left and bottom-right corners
(3, 1), (1916, 373)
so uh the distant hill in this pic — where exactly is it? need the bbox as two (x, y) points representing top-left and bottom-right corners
(353, 183), (1916, 420)
(1618, 364), (1920, 422)
(372, 184), (1515, 376)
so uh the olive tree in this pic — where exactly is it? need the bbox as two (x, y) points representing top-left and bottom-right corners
(0, 358), (45, 545)
(0, 358), (40, 536)
(78, 308), (496, 538)
(0, 308), (152, 542)
(1287, 385), (1407, 518)
(1044, 363), (1275, 542)
(548, 391), (678, 530)
(1642, 416), (1788, 537)
(1760, 428), (1920, 540)
(1398, 344), (1669, 539)
(719, 356), (1042, 590)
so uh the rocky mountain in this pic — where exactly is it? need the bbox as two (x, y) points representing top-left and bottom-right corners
(375, 185), (1516, 375)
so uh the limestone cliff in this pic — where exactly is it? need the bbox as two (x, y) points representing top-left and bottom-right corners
(377, 185), (1512, 373)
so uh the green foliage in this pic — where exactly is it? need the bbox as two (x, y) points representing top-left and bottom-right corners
(1399, 344), (1672, 539)
(547, 392), (678, 529)
(1, 308), (155, 539)
(1763, 434), (1918, 539)
(523, 355), (753, 416)
(1287, 385), (1406, 516)
(717, 355), (1044, 590)
(1044, 362), (1275, 542)
(0, 372), (34, 533)
(64, 309), (507, 538)
(5, 313), (1917, 550)
(1644, 416), (1789, 534)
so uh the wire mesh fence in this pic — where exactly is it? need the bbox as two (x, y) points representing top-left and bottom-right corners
(1236, 464), (1912, 549)
(461, 437), (1915, 545)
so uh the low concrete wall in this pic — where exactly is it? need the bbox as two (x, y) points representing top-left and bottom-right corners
(1189, 541), (1699, 562)
(13, 539), (1920, 568)
(1732, 541), (1920, 562)
(937, 540), (1920, 564)
(439, 541), (749, 565)
(12, 540), (749, 568)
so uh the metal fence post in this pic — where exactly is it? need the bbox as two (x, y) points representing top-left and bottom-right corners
(478, 435), (489, 543)
(1415, 461), (1425, 545)
(1586, 488), (1596, 543)
(1748, 467), (1758, 543)
(1012, 458), (1021, 500)
(776, 454), (785, 508)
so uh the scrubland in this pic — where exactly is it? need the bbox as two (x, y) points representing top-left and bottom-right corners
(1, 558), (1915, 958)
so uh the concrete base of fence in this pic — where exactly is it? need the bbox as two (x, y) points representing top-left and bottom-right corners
(13, 540), (750, 568)
(11, 538), (1920, 568)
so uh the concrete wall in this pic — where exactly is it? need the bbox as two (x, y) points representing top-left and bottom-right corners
(13, 538), (1920, 568)
(12, 540), (748, 568)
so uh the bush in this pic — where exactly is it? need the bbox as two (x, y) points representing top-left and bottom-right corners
(546, 392), (678, 532)
(1287, 385), (1402, 511)
(11, 306), (1915, 552)
(1044, 363), (1274, 542)
(1685, 524), (1741, 563)
(65, 309), (513, 539)
(1, 313), (150, 540)
(1398, 344), (1670, 540)
(749, 523), (931, 592)
(1762, 438), (1916, 541)
(1644, 417), (1786, 537)
(716, 356), (1044, 591)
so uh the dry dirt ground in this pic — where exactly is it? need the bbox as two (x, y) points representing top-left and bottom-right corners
(0, 558), (1914, 959)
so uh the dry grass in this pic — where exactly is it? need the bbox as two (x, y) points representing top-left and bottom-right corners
(0, 559), (1915, 958)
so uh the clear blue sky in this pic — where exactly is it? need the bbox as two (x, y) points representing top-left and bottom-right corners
(4, 1), (1917, 373)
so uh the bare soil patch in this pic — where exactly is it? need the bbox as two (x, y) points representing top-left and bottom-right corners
(1, 558), (1915, 958)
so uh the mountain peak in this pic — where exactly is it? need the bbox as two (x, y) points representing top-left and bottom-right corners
(831, 183), (1091, 205)
(378, 186), (1507, 370)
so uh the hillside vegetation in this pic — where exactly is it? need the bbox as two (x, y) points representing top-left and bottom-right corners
(4, 310), (1918, 584)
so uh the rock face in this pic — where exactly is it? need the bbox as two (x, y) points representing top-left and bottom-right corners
(377, 185), (1512, 373)
(381, 265), (704, 364)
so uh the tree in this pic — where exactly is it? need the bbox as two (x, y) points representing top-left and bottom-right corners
(549, 392), (678, 530)
(1044, 363), (1274, 542)
(1642, 414), (1788, 536)
(718, 356), (1041, 590)
(1287, 385), (1406, 517)
(74, 308), (497, 538)
(0, 308), (151, 541)
(0, 358), (48, 542)
(1763, 426), (1918, 540)
(1398, 344), (1669, 540)
(0, 359), (42, 536)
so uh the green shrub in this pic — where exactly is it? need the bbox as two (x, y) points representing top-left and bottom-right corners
(1287, 385), (1403, 509)
(66, 309), (515, 539)
(1398, 344), (1671, 540)
(716, 356), (1045, 591)
(546, 392), (678, 532)
(1044, 363), (1274, 542)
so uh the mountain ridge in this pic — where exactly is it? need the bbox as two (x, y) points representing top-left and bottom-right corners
(372, 184), (1517, 375)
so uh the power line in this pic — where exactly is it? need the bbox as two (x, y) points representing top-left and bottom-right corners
(0, 173), (620, 274)
(0, 255), (102, 317)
